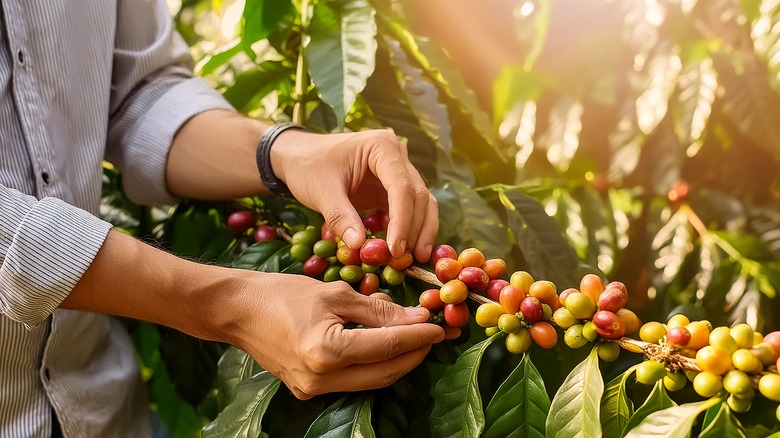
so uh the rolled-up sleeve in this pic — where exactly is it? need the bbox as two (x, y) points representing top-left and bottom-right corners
(0, 185), (111, 327)
(105, 0), (234, 206)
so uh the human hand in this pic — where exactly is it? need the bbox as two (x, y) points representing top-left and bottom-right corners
(270, 129), (438, 262)
(226, 271), (446, 399)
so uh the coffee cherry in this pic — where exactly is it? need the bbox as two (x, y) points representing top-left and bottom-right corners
(592, 310), (626, 340)
(666, 326), (692, 348)
(758, 374), (780, 402)
(558, 288), (578, 307)
(336, 246), (361, 266)
(290, 243), (314, 262)
(320, 222), (337, 240)
(582, 321), (599, 342)
(636, 360), (667, 385)
(498, 313), (522, 334)
(564, 324), (588, 349)
(482, 258), (507, 279)
(509, 271), (534, 293)
(253, 225), (278, 242)
(381, 266), (406, 286)
(506, 330), (532, 354)
(762, 331), (780, 361)
(476, 302), (506, 328)
(696, 346), (732, 375)
(727, 394), (751, 413)
(303, 255), (329, 277)
(339, 265), (365, 283)
(520, 297), (543, 323)
(732, 349), (762, 373)
(751, 342), (776, 366)
(565, 293), (597, 320)
(580, 274), (605, 303)
(753, 331), (763, 346)
(693, 372), (723, 398)
(431, 244), (458, 266)
(363, 212), (385, 234)
(387, 252), (414, 271)
(542, 304), (553, 321)
(485, 279), (510, 302)
(419, 289), (446, 311)
(530, 321), (557, 349)
(291, 226), (320, 246)
(616, 309), (640, 334)
(435, 257), (463, 283)
(359, 273), (380, 295)
(440, 279), (469, 305)
(529, 281), (557, 304)
(640, 322), (667, 344)
(313, 239), (338, 258)
(443, 303), (470, 327)
(685, 321), (710, 350)
(360, 239), (392, 266)
(227, 211), (255, 234)
(723, 370), (752, 397)
(458, 267), (490, 291)
(485, 326), (501, 337)
(553, 307), (579, 330)
(663, 372), (687, 392)
(323, 265), (341, 282)
(597, 342), (620, 362)
(361, 263), (379, 273)
(499, 285), (525, 314)
(667, 314), (690, 329)
(596, 287), (627, 312)
(730, 324), (755, 349)
(709, 327), (738, 354)
(458, 248), (486, 268)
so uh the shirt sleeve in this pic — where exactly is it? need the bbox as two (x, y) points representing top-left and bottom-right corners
(0, 185), (112, 327)
(105, 0), (235, 206)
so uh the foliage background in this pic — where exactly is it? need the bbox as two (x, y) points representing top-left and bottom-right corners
(100, 0), (780, 436)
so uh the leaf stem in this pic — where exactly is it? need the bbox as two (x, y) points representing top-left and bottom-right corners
(293, 0), (310, 125)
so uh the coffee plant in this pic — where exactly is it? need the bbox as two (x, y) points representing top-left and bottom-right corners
(103, 0), (780, 436)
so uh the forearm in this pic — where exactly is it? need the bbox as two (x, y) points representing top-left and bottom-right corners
(61, 230), (243, 343)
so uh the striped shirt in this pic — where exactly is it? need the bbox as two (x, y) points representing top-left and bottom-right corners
(0, 1), (232, 436)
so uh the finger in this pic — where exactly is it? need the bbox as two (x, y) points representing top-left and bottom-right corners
(443, 325), (462, 340)
(334, 323), (444, 365)
(320, 189), (367, 249)
(339, 292), (430, 328)
(364, 132), (417, 257)
(412, 192), (439, 263)
(303, 346), (433, 396)
(402, 161), (430, 254)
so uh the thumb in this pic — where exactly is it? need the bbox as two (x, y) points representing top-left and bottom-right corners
(342, 293), (431, 328)
(321, 191), (366, 249)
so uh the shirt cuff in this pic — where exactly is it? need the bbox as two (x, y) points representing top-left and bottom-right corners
(119, 77), (236, 205)
(0, 197), (112, 327)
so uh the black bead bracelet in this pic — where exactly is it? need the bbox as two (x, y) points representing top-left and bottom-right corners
(256, 123), (310, 197)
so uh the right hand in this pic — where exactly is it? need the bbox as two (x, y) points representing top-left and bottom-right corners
(224, 271), (446, 399)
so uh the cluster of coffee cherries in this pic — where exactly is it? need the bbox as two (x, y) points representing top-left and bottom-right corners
(288, 212), (412, 298)
(226, 210), (279, 242)
(636, 314), (780, 416)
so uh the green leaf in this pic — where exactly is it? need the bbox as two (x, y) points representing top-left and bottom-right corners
(622, 380), (676, 435)
(492, 65), (544, 128)
(545, 347), (604, 438)
(430, 334), (501, 438)
(306, 0), (377, 126)
(600, 368), (635, 438)
(672, 58), (717, 157)
(202, 371), (281, 438)
(700, 401), (722, 430)
(304, 394), (376, 438)
(430, 181), (511, 259)
(242, 0), (294, 48)
(215, 347), (261, 411)
(222, 61), (293, 111)
(483, 354), (549, 438)
(624, 398), (721, 438)
(231, 240), (290, 270)
(500, 190), (580, 288)
(199, 43), (242, 76)
(158, 327), (223, 406)
(699, 403), (747, 438)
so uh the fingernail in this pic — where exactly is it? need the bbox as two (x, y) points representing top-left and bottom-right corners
(344, 228), (359, 248)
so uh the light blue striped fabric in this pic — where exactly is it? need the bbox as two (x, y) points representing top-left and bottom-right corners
(0, 0), (233, 436)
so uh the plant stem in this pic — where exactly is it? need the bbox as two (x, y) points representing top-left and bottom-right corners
(293, 0), (310, 125)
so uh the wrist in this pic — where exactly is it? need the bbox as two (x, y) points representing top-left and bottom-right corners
(259, 124), (312, 195)
(268, 128), (315, 186)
